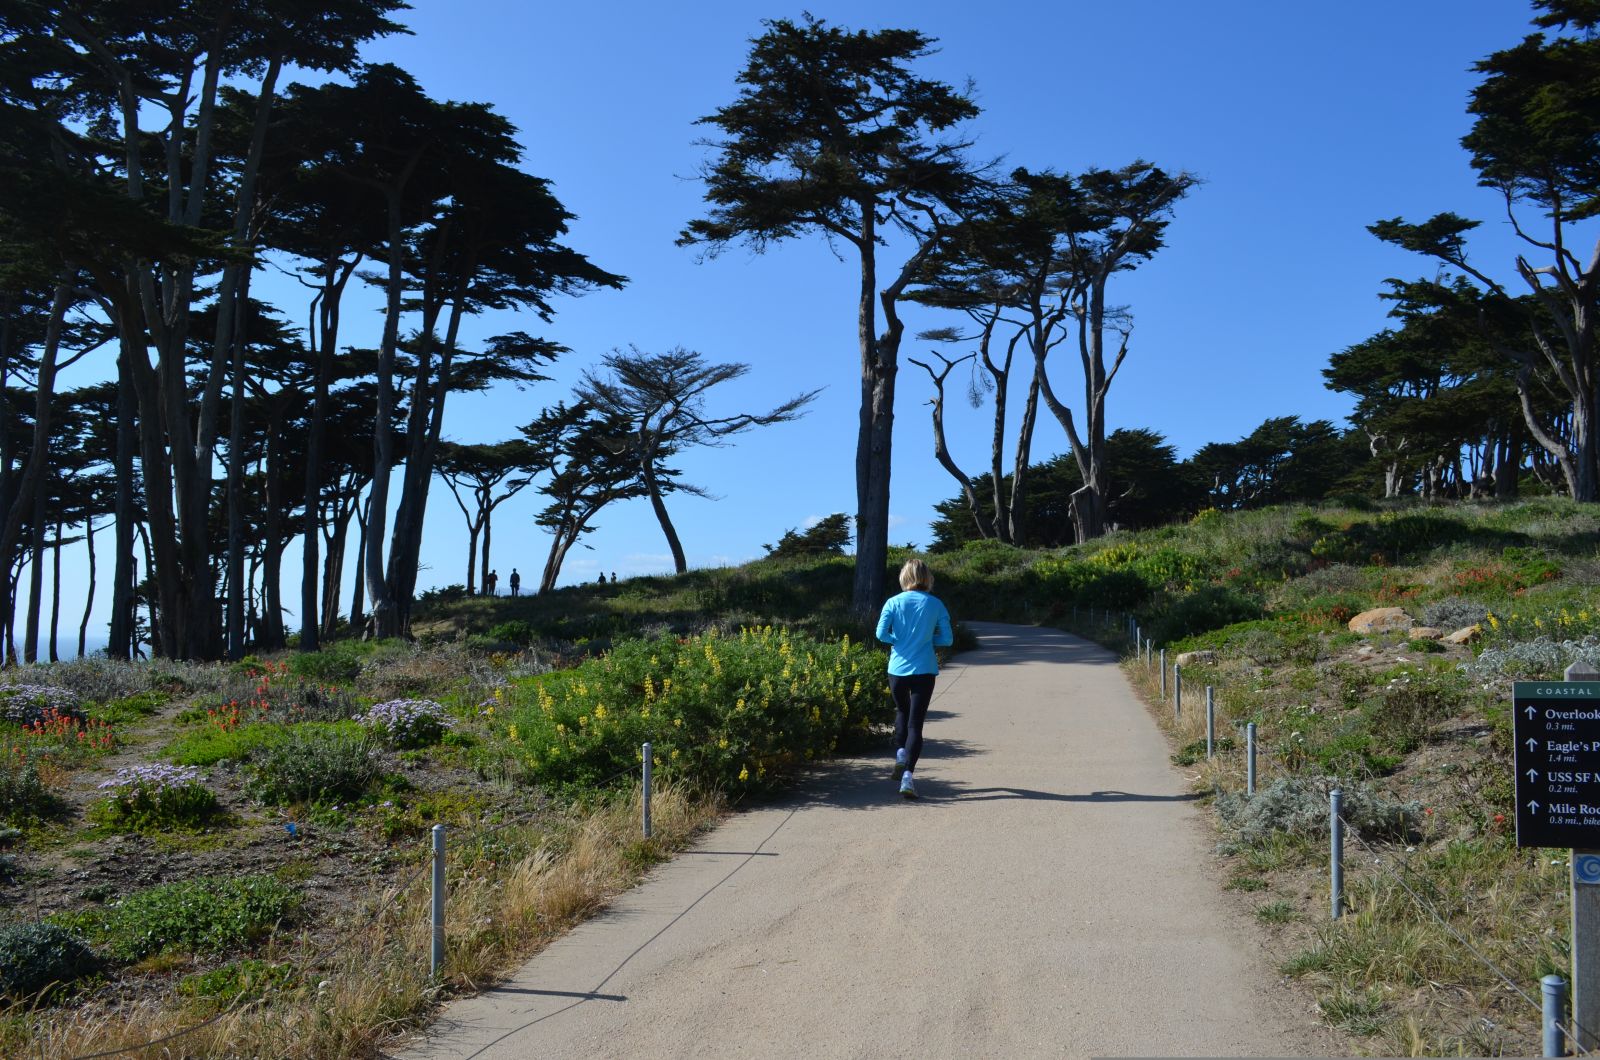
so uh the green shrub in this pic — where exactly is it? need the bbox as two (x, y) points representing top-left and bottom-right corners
(1405, 637), (1445, 654)
(1148, 586), (1264, 644)
(288, 649), (363, 684)
(502, 627), (887, 797)
(52, 874), (299, 962)
(488, 620), (536, 645)
(89, 765), (220, 832)
(177, 958), (296, 1010)
(247, 724), (379, 805)
(0, 753), (53, 822)
(0, 922), (99, 1001)
(1366, 678), (1461, 753)
(1217, 777), (1421, 849)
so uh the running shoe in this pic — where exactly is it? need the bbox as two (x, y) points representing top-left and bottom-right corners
(899, 772), (917, 799)
(893, 747), (908, 780)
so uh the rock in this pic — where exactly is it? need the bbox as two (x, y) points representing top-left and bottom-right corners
(1348, 607), (1413, 634)
(1443, 624), (1482, 645)
(1408, 627), (1444, 640)
(1175, 650), (1217, 667)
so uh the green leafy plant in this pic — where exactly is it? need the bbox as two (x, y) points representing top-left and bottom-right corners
(176, 958), (296, 1010)
(0, 750), (53, 822)
(51, 874), (299, 962)
(247, 725), (379, 805)
(502, 627), (887, 797)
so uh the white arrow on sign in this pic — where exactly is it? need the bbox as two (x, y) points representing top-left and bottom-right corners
(1528, 737), (1541, 752)
(1527, 705), (1539, 719)
(1529, 800), (1542, 814)
(1528, 768), (1540, 782)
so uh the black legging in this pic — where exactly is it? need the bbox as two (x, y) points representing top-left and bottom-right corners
(890, 672), (936, 769)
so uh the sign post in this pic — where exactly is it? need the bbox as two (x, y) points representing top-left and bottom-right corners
(1514, 666), (1600, 1050)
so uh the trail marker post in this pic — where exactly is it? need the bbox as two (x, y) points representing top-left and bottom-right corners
(1206, 686), (1215, 759)
(1330, 788), (1344, 920)
(1159, 649), (1167, 700)
(430, 824), (446, 977)
(1514, 663), (1600, 1050)
(642, 742), (653, 839)
(1546, 974), (1570, 1057)
(1246, 722), (1257, 796)
(1173, 663), (1182, 719)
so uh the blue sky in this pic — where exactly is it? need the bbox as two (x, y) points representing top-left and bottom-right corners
(47, 0), (1552, 648)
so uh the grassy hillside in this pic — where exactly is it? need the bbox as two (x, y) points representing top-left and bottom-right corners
(421, 497), (1600, 1052)
(4, 497), (1594, 1056)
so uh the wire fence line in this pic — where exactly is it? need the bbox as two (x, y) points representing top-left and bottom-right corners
(62, 756), (658, 1060)
(1337, 810), (1592, 1055)
(1123, 626), (1583, 1055)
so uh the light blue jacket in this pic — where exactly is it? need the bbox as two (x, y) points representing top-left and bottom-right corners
(875, 591), (953, 676)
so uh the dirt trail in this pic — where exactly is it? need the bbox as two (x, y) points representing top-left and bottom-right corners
(400, 622), (1337, 1059)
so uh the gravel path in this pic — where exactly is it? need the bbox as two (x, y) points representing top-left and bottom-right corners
(399, 622), (1336, 1059)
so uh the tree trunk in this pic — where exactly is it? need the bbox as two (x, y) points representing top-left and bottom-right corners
(641, 456), (688, 573)
(260, 407), (286, 650)
(480, 506), (493, 592)
(79, 516), (96, 658)
(48, 521), (61, 663)
(321, 504), (350, 638)
(851, 209), (891, 616)
(1009, 364), (1042, 546)
(1496, 427), (1520, 499)
(224, 282), (248, 659)
(108, 332), (137, 660)
(4, 278), (72, 664)
(365, 186), (410, 639)
(351, 491), (370, 630)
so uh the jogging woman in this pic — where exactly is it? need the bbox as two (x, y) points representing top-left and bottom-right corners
(874, 558), (953, 799)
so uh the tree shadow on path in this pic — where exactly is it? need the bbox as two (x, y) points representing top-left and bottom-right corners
(956, 622), (1122, 669)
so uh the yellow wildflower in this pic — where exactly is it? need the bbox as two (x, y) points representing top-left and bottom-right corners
(508, 724), (520, 743)
(594, 703), (607, 719)
(718, 737), (729, 749)
(738, 765), (749, 782)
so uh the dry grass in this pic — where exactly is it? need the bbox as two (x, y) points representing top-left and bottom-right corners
(2, 781), (722, 1059)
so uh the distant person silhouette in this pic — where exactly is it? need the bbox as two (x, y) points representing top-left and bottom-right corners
(610, 571), (617, 584)
(509, 568), (521, 597)
(484, 570), (498, 596)
(874, 557), (953, 800)
(597, 573), (607, 585)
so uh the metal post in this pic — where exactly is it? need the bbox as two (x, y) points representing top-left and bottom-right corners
(1330, 788), (1344, 920)
(1546, 974), (1570, 1057)
(1567, 660), (1600, 1050)
(1173, 664), (1182, 719)
(430, 824), (446, 977)
(1246, 722), (1257, 796)
(1206, 686), (1215, 759)
(642, 742), (653, 839)
(1159, 649), (1167, 700)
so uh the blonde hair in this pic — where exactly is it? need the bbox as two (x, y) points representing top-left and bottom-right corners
(899, 557), (934, 592)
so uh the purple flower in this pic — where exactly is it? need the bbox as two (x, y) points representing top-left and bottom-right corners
(98, 764), (205, 793)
